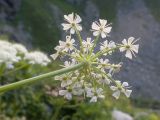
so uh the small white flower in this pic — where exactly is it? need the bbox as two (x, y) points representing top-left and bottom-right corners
(72, 81), (84, 96)
(24, 51), (50, 66)
(55, 74), (72, 87)
(110, 81), (132, 99)
(120, 37), (139, 59)
(59, 36), (75, 52)
(97, 74), (111, 85)
(82, 37), (93, 53)
(59, 89), (72, 100)
(91, 19), (112, 38)
(87, 88), (105, 102)
(109, 63), (122, 74)
(63, 59), (76, 68)
(50, 46), (62, 60)
(62, 13), (82, 34)
(98, 58), (110, 71)
(100, 40), (116, 55)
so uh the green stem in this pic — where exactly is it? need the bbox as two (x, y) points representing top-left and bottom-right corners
(90, 34), (100, 55)
(75, 28), (83, 52)
(92, 47), (119, 60)
(0, 62), (85, 93)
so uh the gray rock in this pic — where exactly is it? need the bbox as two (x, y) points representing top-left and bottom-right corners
(112, 110), (134, 120)
(111, 0), (160, 100)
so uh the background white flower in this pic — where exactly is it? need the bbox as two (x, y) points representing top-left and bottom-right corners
(12, 43), (28, 54)
(24, 51), (50, 66)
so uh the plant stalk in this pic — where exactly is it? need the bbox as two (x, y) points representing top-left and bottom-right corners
(0, 62), (85, 93)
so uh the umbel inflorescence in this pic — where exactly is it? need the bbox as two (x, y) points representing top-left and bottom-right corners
(51, 13), (139, 102)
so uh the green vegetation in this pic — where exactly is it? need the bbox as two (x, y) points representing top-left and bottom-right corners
(15, 0), (60, 53)
(14, 0), (87, 53)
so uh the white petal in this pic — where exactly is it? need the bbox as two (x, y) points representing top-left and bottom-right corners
(98, 95), (105, 99)
(90, 96), (97, 102)
(128, 37), (135, 45)
(115, 80), (121, 86)
(103, 40), (108, 46)
(122, 39), (127, 45)
(122, 82), (129, 87)
(64, 13), (73, 23)
(92, 22), (99, 30)
(110, 86), (118, 91)
(96, 88), (103, 94)
(61, 81), (67, 87)
(65, 93), (72, 100)
(108, 41), (116, 48)
(67, 13), (74, 23)
(76, 24), (82, 31)
(131, 45), (139, 53)
(70, 28), (75, 34)
(125, 50), (132, 59)
(105, 79), (111, 84)
(93, 31), (100, 36)
(75, 14), (82, 23)
(50, 53), (58, 60)
(101, 32), (107, 38)
(67, 80), (72, 85)
(112, 91), (120, 99)
(61, 23), (71, 30)
(71, 39), (75, 44)
(99, 19), (107, 27)
(124, 90), (132, 98)
(119, 47), (126, 52)
(104, 27), (112, 33)
(59, 90), (67, 96)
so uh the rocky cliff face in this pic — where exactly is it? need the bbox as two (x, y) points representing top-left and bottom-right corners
(0, 0), (160, 100)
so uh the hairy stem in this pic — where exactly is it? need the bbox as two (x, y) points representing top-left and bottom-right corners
(75, 28), (83, 53)
(90, 34), (100, 54)
(92, 47), (119, 60)
(0, 62), (85, 93)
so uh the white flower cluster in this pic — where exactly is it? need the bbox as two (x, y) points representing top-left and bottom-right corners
(24, 51), (51, 66)
(51, 13), (139, 102)
(0, 40), (50, 69)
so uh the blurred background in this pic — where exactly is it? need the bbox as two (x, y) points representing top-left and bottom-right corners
(0, 0), (160, 120)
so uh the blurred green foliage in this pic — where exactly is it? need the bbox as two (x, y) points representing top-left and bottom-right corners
(14, 0), (60, 53)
